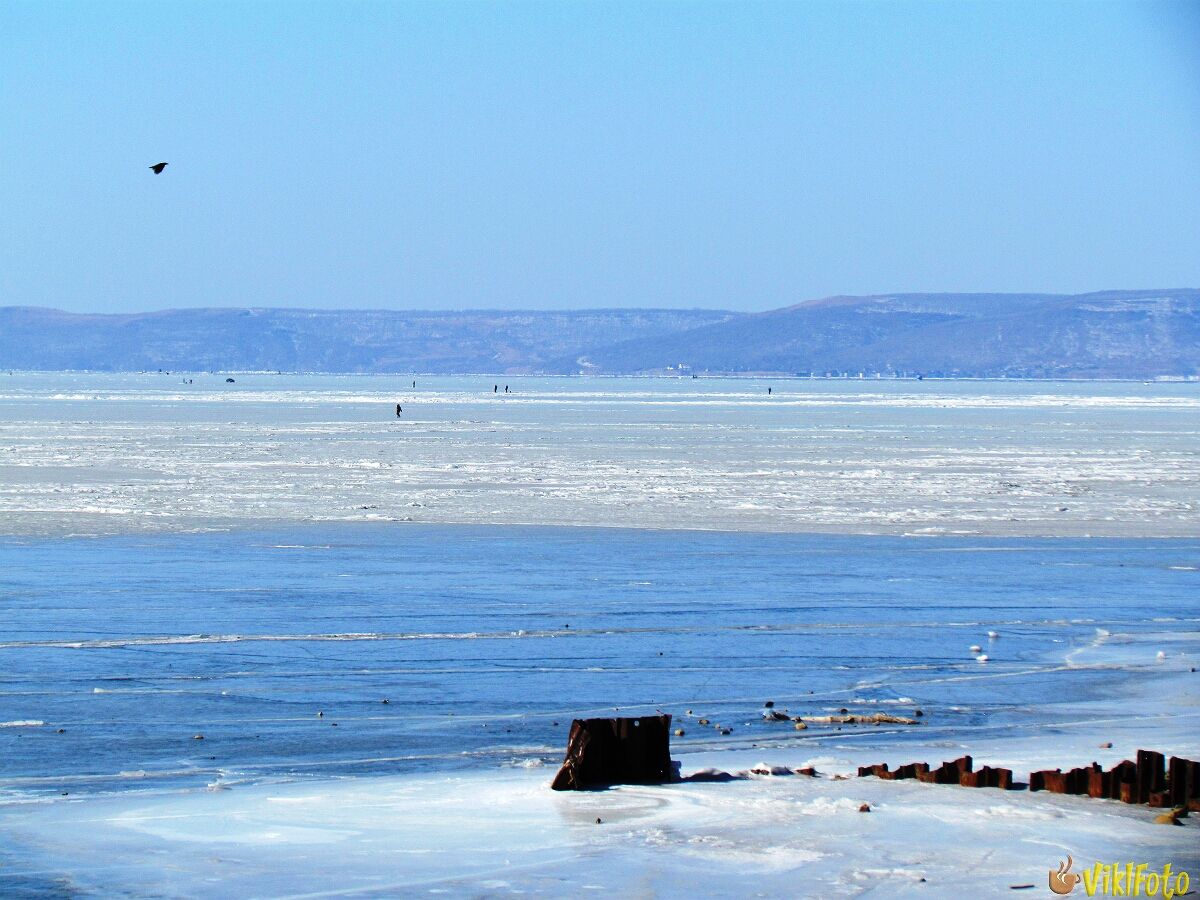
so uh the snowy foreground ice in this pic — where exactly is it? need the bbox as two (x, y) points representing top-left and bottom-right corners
(2, 658), (1197, 897)
(1, 373), (1198, 536)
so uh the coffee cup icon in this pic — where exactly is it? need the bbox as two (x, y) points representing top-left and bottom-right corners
(1049, 855), (1081, 894)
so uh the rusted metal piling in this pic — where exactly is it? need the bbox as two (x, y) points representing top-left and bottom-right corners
(551, 715), (678, 790)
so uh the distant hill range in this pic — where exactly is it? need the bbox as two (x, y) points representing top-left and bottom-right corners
(2, 289), (1197, 378)
(558, 289), (1200, 379)
(0, 307), (732, 375)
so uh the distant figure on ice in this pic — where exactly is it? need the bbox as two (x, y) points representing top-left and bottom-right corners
(412, 380), (416, 389)
(768, 387), (772, 395)
(504, 385), (509, 394)
(395, 404), (402, 417)
(494, 384), (498, 393)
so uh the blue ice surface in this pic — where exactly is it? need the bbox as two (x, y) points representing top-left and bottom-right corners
(0, 524), (1196, 798)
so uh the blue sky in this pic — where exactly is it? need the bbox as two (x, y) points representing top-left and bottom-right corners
(2, 0), (1198, 313)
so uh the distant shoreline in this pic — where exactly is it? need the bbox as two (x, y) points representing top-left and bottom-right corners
(3, 370), (1199, 382)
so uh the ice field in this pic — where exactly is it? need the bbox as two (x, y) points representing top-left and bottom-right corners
(1, 373), (1198, 537)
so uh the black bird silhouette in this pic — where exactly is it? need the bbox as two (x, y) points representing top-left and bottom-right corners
(149, 162), (168, 174)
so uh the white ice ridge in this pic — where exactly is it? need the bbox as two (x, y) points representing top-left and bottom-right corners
(0, 616), (1125, 650)
(2, 375), (1199, 537)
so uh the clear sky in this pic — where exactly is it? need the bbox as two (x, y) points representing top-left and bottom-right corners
(2, 0), (1198, 314)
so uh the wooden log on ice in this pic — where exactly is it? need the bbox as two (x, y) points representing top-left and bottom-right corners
(550, 715), (678, 790)
(801, 712), (919, 726)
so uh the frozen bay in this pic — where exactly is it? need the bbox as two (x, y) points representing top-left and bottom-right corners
(1, 373), (1198, 537)
(1, 375), (1198, 896)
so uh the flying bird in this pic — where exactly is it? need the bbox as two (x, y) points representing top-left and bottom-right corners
(149, 162), (168, 174)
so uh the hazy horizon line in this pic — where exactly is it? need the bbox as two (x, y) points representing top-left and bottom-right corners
(6, 286), (1198, 318)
